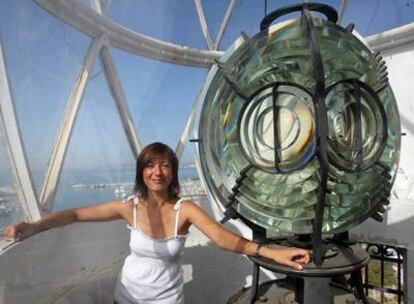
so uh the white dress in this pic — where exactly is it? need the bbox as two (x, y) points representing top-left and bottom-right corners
(114, 196), (188, 304)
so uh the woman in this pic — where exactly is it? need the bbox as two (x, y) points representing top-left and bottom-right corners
(5, 142), (310, 304)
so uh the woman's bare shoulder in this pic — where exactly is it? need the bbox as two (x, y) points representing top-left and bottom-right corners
(180, 199), (198, 209)
(180, 199), (207, 215)
(119, 196), (135, 205)
(113, 197), (135, 214)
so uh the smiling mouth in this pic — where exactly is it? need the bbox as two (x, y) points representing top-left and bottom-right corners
(152, 180), (165, 183)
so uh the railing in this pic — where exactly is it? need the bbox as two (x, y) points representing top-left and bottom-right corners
(360, 242), (406, 304)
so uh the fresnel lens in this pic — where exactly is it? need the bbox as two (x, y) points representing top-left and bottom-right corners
(197, 2), (400, 303)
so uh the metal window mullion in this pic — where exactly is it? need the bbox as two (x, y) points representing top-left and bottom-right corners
(103, 0), (112, 15)
(39, 36), (105, 212)
(175, 64), (218, 161)
(91, 0), (141, 157)
(175, 88), (204, 161)
(337, 0), (348, 25)
(194, 0), (214, 50)
(90, 0), (102, 14)
(90, 0), (112, 16)
(0, 37), (41, 221)
(100, 45), (142, 158)
(213, 0), (237, 50)
(34, 0), (223, 67)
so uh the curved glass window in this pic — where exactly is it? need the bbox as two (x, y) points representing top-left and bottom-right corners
(0, 0), (91, 192)
(54, 59), (135, 211)
(108, 1), (206, 49)
(0, 135), (25, 232)
(343, 0), (414, 36)
(110, 48), (207, 153)
(0, 0), (409, 233)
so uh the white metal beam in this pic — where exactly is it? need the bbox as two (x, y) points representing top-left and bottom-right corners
(100, 46), (142, 158)
(365, 22), (414, 53)
(39, 36), (105, 212)
(91, 0), (141, 159)
(175, 89), (203, 161)
(34, 0), (223, 68)
(0, 36), (41, 221)
(90, 0), (102, 14)
(175, 63), (219, 161)
(214, 0), (238, 50)
(194, 0), (214, 51)
(102, 0), (112, 15)
(337, 0), (348, 25)
(91, 0), (112, 15)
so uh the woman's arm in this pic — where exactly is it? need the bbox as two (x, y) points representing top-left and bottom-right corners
(4, 200), (126, 242)
(182, 201), (310, 270)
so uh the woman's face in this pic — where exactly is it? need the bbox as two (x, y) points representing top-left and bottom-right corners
(143, 153), (173, 194)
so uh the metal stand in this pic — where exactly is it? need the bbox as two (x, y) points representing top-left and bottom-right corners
(229, 239), (375, 304)
(246, 269), (370, 304)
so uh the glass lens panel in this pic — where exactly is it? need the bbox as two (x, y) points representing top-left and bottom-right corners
(198, 16), (400, 234)
(199, 20), (318, 234)
(326, 82), (387, 171)
(220, 0), (341, 50)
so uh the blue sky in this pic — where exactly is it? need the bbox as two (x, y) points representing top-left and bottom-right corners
(0, 0), (413, 187)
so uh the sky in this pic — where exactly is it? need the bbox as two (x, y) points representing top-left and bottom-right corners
(0, 0), (414, 188)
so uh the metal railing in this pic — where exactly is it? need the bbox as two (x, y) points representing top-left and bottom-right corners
(361, 242), (406, 304)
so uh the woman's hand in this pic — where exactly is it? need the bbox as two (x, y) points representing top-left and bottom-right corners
(4, 221), (39, 242)
(264, 246), (310, 270)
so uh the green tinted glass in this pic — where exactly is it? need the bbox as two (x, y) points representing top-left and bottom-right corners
(198, 18), (400, 234)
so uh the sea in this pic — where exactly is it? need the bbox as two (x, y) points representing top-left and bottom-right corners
(0, 167), (200, 231)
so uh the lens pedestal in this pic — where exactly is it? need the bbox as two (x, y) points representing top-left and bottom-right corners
(228, 240), (376, 304)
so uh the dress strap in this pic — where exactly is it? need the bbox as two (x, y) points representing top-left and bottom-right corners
(174, 198), (184, 237)
(133, 196), (139, 229)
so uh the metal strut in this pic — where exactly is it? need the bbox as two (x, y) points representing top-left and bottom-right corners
(302, 4), (330, 267)
(272, 85), (281, 169)
(349, 79), (363, 169)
